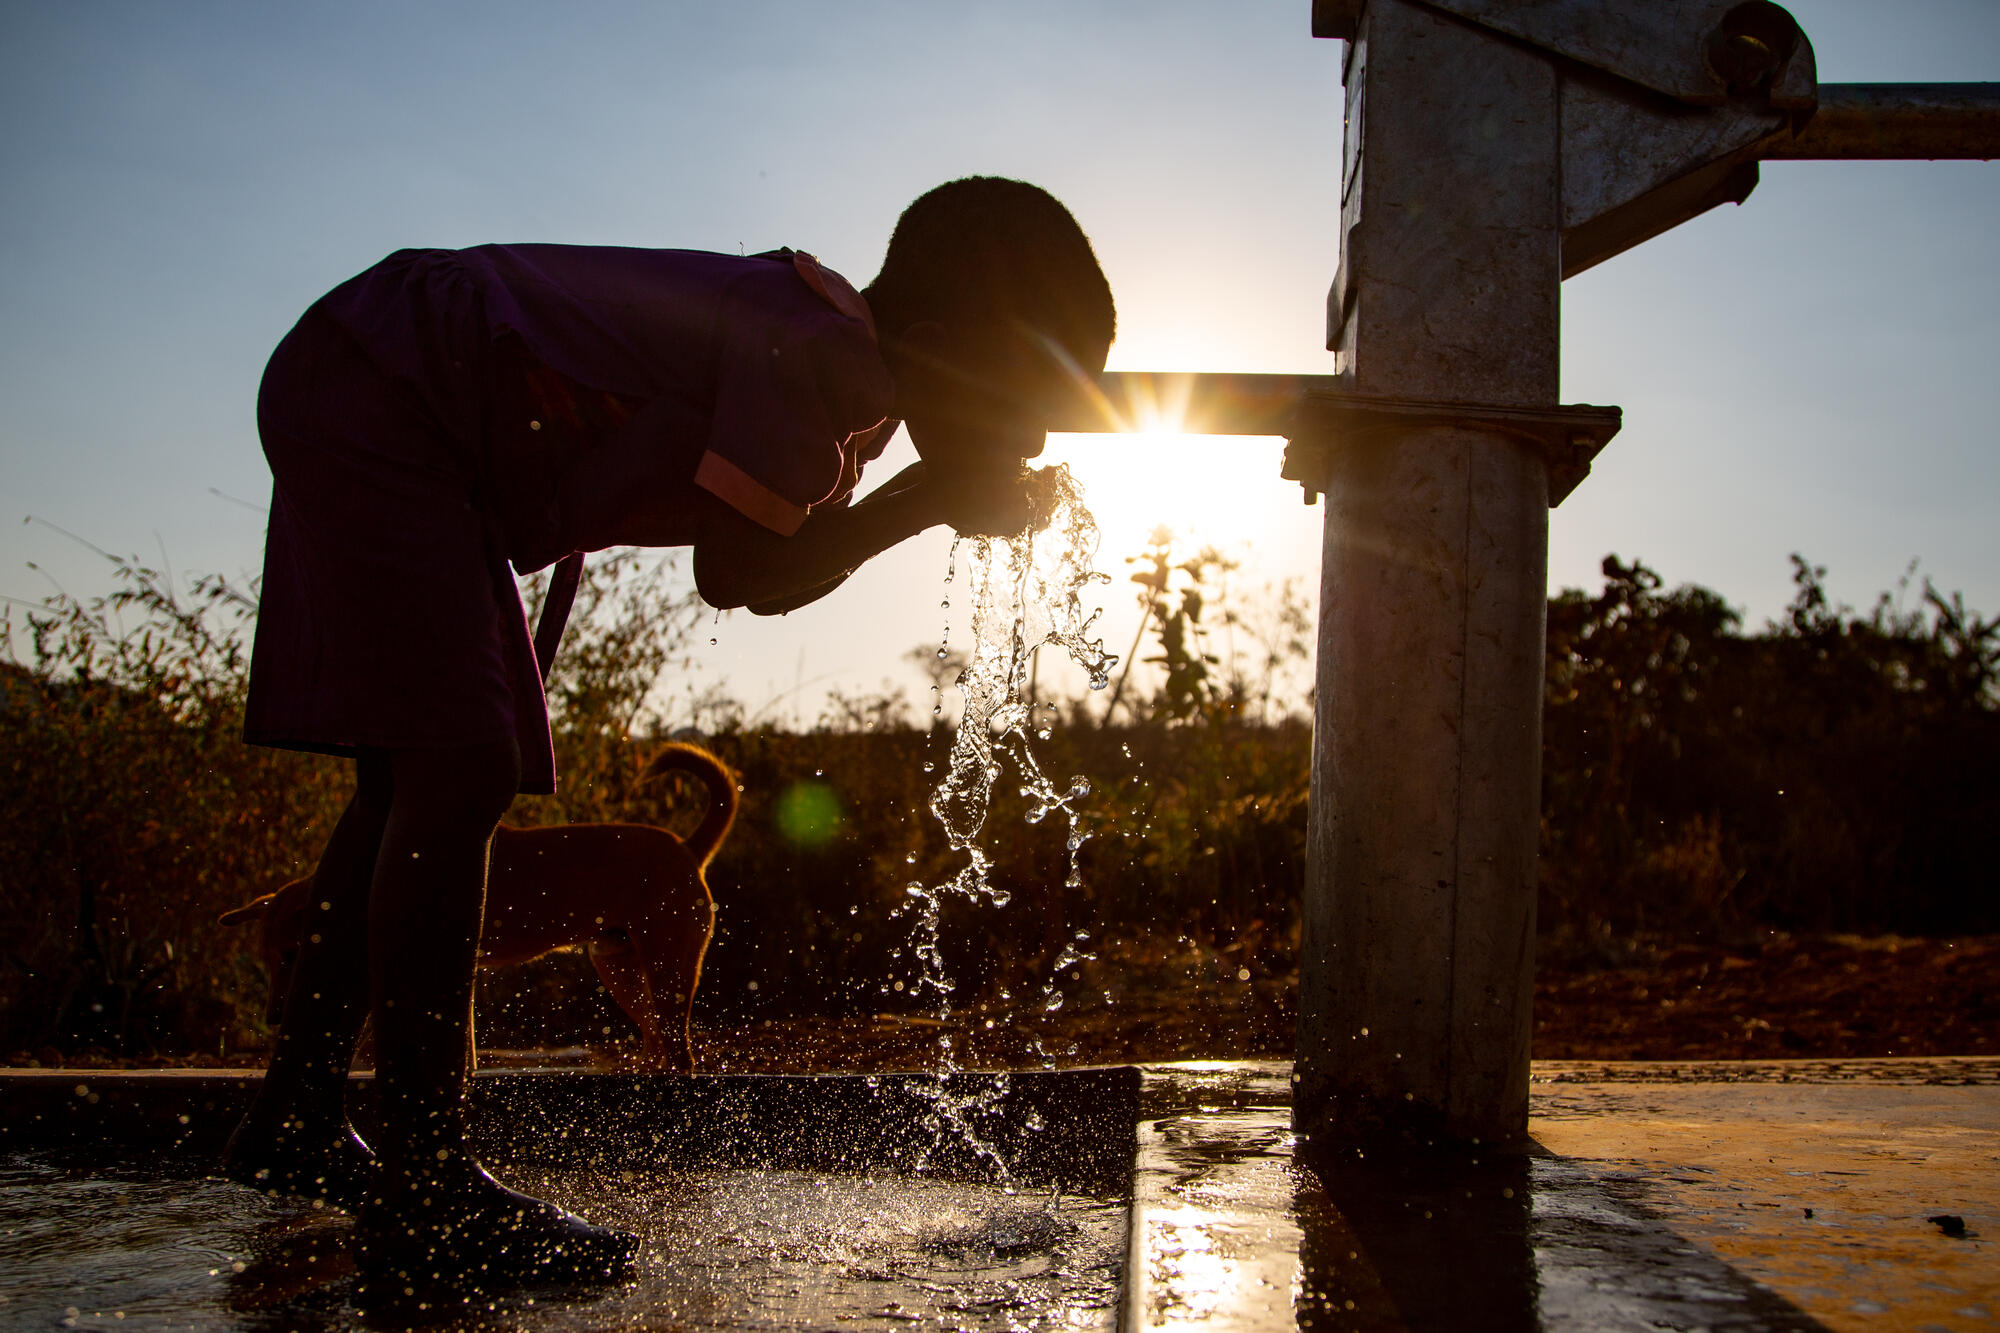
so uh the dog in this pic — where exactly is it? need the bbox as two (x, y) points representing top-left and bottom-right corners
(220, 743), (736, 1072)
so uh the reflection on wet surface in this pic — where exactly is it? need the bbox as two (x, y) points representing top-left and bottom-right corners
(1125, 1062), (1995, 1332)
(6, 1061), (1994, 1330)
(0, 1150), (1123, 1331)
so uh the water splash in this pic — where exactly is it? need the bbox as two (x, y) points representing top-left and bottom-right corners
(927, 463), (1112, 901)
(897, 463), (1115, 1168)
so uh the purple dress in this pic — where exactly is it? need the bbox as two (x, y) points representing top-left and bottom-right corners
(245, 245), (895, 793)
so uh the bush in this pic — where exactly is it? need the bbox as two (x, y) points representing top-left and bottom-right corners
(6, 529), (1994, 1061)
(0, 552), (346, 1057)
(1541, 554), (2000, 940)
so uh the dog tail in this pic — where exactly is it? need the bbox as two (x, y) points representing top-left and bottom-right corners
(218, 894), (275, 927)
(641, 742), (738, 869)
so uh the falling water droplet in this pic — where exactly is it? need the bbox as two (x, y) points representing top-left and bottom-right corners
(900, 465), (1112, 1181)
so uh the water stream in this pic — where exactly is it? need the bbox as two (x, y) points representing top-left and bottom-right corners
(896, 465), (1116, 1168)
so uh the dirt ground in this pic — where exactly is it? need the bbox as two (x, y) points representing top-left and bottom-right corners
(12, 933), (1997, 1073)
(1530, 931), (2000, 1061)
(681, 932), (2000, 1074)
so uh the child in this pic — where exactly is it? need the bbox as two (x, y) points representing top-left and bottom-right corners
(221, 177), (1116, 1299)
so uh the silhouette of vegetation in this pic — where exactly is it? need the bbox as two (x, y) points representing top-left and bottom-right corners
(1542, 554), (2000, 948)
(0, 552), (347, 1061)
(2, 535), (1994, 1063)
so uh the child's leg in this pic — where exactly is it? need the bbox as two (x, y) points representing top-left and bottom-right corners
(365, 740), (516, 1185)
(223, 752), (390, 1206)
(356, 739), (637, 1291)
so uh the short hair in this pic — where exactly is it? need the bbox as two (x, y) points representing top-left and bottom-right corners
(868, 177), (1115, 363)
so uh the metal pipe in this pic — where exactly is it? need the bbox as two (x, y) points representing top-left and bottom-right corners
(1764, 83), (2000, 160)
(1047, 371), (1337, 437)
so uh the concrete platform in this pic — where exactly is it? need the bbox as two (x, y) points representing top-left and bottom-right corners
(1130, 1059), (1998, 1331)
(2, 1059), (1993, 1329)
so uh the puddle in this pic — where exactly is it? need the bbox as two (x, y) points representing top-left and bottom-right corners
(0, 1149), (1125, 1331)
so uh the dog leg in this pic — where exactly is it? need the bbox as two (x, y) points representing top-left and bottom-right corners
(586, 941), (661, 1066)
(632, 909), (713, 1075)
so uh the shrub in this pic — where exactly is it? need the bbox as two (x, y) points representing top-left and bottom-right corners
(0, 551), (346, 1056)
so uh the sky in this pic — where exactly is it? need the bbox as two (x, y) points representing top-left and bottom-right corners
(2, 1), (1996, 727)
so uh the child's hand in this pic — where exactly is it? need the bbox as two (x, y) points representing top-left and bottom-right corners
(927, 462), (1036, 537)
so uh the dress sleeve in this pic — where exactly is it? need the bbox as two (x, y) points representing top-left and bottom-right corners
(694, 271), (896, 536)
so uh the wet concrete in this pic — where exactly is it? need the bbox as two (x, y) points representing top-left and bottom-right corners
(1532, 1070), (1997, 1332)
(1127, 1059), (1997, 1332)
(0, 1150), (1126, 1330)
(2, 1059), (1993, 1329)
(2, 1067), (1137, 1330)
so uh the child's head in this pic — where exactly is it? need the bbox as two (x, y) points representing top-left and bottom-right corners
(866, 177), (1115, 470)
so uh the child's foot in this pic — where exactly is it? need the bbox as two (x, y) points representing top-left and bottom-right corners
(353, 1163), (638, 1302)
(220, 1117), (377, 1213)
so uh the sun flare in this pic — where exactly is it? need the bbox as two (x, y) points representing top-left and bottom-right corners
(1040, 427), (1310, 573)
(1039, 345), (1323, 584)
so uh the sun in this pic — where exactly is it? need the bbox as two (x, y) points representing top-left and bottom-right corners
(1038, 427), (1309, 570)
(1034, 352), (1321, 584)
(1009, 328), (1333, 705)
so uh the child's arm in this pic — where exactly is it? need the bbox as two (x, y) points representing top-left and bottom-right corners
(553, 389), (1031, 611)
(692, 461), (1029, 614)
(726, 463), (922, 614)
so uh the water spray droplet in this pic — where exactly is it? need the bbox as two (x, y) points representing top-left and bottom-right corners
(902, 465), (1110, 1180)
